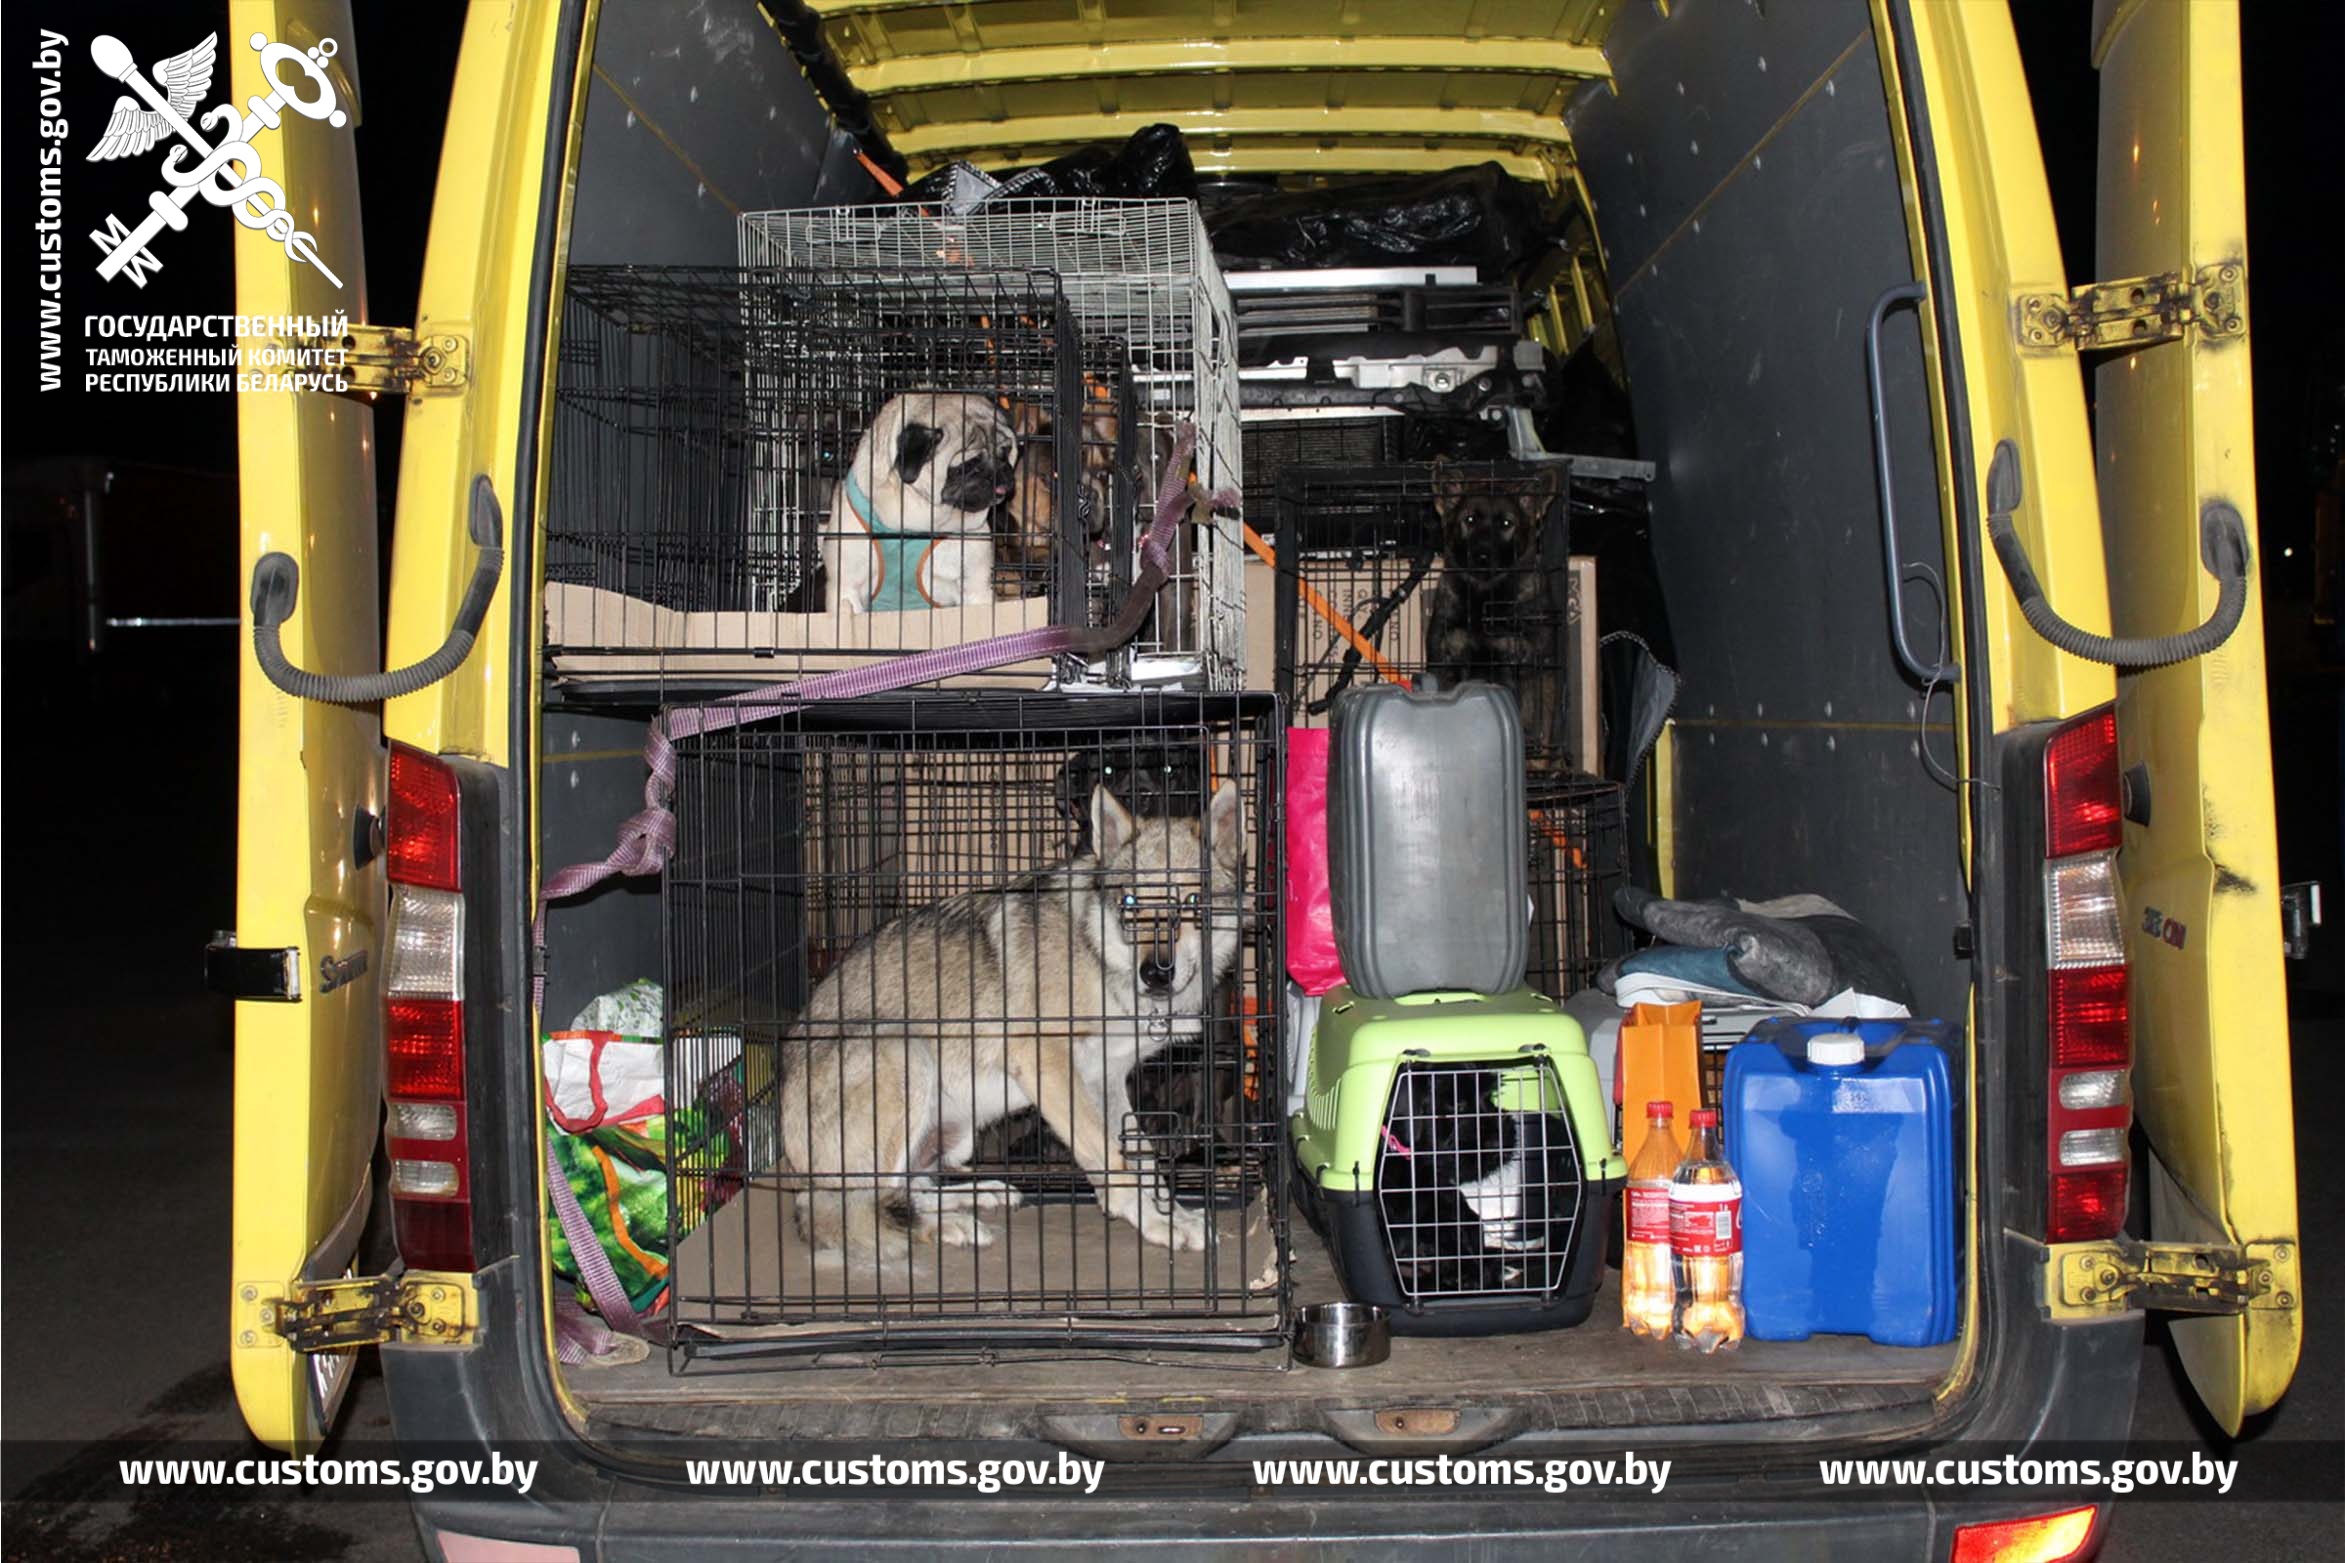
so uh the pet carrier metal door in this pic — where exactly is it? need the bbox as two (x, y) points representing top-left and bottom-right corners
(1378, 1060), (1586, 1304)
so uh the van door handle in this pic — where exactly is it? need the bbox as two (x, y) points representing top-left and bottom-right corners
(1864, 281), (1959, 687)
(248, 475), (503, 705)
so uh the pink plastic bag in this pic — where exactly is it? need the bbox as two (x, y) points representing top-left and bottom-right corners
(1284, 727), (1346, 995)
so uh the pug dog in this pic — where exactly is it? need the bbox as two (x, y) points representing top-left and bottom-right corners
(826, 391), (1017, 613)
(1424, 461), (1565, 752)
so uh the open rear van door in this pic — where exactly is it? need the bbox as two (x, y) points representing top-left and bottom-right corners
(222, 0), (383, 1452)
(2088, 0), (2299, 1434)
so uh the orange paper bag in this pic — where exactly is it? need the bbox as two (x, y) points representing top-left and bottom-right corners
(1616, 1000), (1703, 1167)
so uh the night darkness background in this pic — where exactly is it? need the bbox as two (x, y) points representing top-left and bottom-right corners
(2, 5), (2339, 1559)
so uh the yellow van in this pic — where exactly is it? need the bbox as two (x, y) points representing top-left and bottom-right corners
(228, 1), (2298, 1555)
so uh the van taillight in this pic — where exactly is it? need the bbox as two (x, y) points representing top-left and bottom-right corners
(385, 744), (475, 1272)
(387, 746), (462, 890)
(2041, 707), (2131, 1244)
(1949, 1504), (2098, 1563)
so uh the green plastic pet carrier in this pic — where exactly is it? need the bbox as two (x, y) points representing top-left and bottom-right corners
(1291, 986), (1625, 1335)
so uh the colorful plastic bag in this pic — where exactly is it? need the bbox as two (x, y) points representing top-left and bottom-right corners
(542, 980), (734, 1320)
(1283, 727), (1347, 995)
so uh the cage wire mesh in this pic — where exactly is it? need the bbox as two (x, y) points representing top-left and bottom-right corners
(1273, 461), (1582, 758)
(742, 200), (1243, 687)
(660, 692), (1287, 1355)
(547, 264), (1096, 688)
(1527, 773), (1629, 1000)
(1373, 1059), (1587, 1303)
(1239, 415), (1406, 526)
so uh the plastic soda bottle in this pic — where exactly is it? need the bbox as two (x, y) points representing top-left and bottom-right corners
(1622, 1100), (1682, 1339)
(1671, 1107), (1745, 1352)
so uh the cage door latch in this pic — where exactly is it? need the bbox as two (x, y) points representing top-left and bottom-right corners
(281, 323), (470, 401)
(247, 1272), (477, 1352)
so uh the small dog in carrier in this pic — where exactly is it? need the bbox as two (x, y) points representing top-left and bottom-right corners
(826, 391), (1018, 612)
(1379, 1064), (1576, 1296)
(779, 781), (1245, 1260)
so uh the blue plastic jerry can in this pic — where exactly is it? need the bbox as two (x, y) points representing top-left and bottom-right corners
(1723, 1019), (1959, 1347)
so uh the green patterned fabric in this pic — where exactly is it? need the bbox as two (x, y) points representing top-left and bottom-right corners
(547, 1106), (732, 1315)
(544, 983), (744, 1318)
(548, 1113), (679, 1315)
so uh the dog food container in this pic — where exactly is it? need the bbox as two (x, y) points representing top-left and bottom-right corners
(1327, 681), (1529, 999)
(1289, 986), (1625, 1335)
(1724, 1018), (1961, 1346)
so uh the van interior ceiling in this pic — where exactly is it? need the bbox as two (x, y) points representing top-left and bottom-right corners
(534, 0), (1975, 1450)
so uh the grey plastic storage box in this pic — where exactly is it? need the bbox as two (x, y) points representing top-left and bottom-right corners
(1327, 682), (1529, 998)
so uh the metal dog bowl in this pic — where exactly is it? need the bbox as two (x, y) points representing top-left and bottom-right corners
(1292, 1302), (1390, 1368)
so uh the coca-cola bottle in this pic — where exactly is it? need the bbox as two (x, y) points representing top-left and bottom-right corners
(1670, 1107), (1745, 1352)
(1621, 1100), (1681, 1339)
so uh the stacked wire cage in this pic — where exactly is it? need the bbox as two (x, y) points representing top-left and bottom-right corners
(658, 692), (1288, 1359)
(547, 264), (1097, 690)
(741, 199), (1243, 688)
(1274, 462), (1629, 998)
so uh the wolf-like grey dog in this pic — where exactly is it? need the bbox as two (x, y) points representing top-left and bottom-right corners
(826, 391), (1016, 612)
(779, 780), (1244, 1262)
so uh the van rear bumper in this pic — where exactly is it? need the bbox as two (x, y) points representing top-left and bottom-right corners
(389, 1233), (2142, 1557)
(429, 1498), (1942, 1561)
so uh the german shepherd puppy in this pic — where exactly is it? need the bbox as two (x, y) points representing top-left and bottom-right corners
(779, 782), (1244, 1262)
(1424, 462), (1564, 750)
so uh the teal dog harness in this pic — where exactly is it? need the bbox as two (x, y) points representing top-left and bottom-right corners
(842, 467), (947, 611)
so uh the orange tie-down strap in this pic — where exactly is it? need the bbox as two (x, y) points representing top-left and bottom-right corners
(1242, 524), (1589, 873)
(1240, 523), (1415, 693)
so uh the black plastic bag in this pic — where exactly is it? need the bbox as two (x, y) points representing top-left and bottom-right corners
(1205, 162), (1550, 277)
(901, 123), (1198, 206)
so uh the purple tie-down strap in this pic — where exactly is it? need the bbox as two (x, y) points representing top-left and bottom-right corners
(553, 1293), (618, 1365)
(545, 1135), (660, 1347)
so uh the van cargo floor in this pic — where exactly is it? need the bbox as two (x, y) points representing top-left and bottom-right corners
(568, 1231), (1957, 1443)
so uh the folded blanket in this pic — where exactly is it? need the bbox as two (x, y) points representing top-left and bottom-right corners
(1613, 889), (1915, 1010)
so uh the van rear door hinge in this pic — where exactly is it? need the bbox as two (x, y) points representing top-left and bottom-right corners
(284, 323), (470, 400)
(2049, 1240), (2297, 1320)
(241, 1272), (476, 1352)
(2014, 264), (2246, 354)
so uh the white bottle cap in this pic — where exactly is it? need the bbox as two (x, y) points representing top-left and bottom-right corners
(1806, 1032), (1867, 1067)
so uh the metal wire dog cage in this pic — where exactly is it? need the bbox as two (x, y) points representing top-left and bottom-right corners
(1239, 416), (1406, 526)
(1273, 461), (1586, 762)
(741, 200), (1243, 687)
(659, 692), (1287, 1358)
(1528, 771), (1630, 1000)
(547, 264), (1096, 689)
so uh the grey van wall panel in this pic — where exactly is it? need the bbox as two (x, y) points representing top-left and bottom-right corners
(1671, 727), (1967, 1026)
(539, 713), (663, 1028)
(570, 0), (873, 267)
(1567, 0), (1876, 281)
(1572, 0), (1964, 1022)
